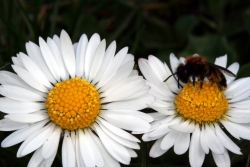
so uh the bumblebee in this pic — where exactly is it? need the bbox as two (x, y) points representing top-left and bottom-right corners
(165, 55), (236, 90)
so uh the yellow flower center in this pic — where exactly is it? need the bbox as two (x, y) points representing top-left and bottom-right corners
(45, 77), (101, 130)
(174, 81), (228, 123)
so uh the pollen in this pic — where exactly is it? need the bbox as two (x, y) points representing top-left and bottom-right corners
(45, 77), (101, 130)
(174, 81), (228, 123)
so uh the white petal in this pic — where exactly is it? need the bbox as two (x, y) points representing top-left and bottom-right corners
(229, 97), (250, 110)
(146, 81), (174, 99)
(85, 129), (104, 167)
(25, 42), (56, 83)
(227, 108), (250, 114)
(93, 124), (131, 165)
(97, 117), (140, 142)
(91, 132), (120, 167)
(73, 43), (78, 53)
(20, 123), (55, 157)
(126, 148), (137, 158)
(221, 120), (250, 140)
(226, 78), (250, 101)
(214, 54), (227, 67)
(97, 47), (128, 88)
(189, 125), (205, 167)
(129, 70), (138, 77)
(19, 52), (53, 88)
(212, 149), (230, 167)
(0, 98), (43, 114)
(42, 127), (61, 159)
(84, 33), (101, 80)
(174, 132), (190, 155)
(28, 147), (43, 167)
(169, 53), (179, 73)
(75, 131), (86, 167)
(226, 62), (239, 84)
(91, 41), (116, 85)
(148, 104), (175, 115)
(0, 85), (45, 102)
(102, 94), (155, 110)
(99, 112), (151, 132)
(160, 130), (180, 150)
(12, 56), (25, 68)
(70, 131), (76, 149)
(39, 37), (61, 81)
(78, 129), (96, 167)
(0, 119), (28, 131)
(38, 150), (56, 167)
(102, 110), (153, 122)
(225, 115), (250, 124)
(47, 37), (69, 80)
(0, 71), (45, 97)
(100, 76), (142, 98)
(149, 137), (168, 158)
(148, 112), (166, 121)
(163, 62), (178, 93)
(169, 120), (195, 133)
(60, 30), (76, 77)
(62, 130), (76, 167)
(53, 35), (61, 50)
(228, 89), (250, 103)
(148, 124), (171, 139)
(225, 78), (250, 97)
(200, 126), (209, 154)
(101, 78), (145, 103)
(148, 55), (168, 82)
(124, 85), (150, 100)
(12, 65), (47, 92)
(5, 113), (48, 123)
(99, 60), (134, 93)
(76, 34), (88, 77)
(89, 39), (106, 81)
(149, 115), (175, 131)
(204, 125), (224, 154)
(122, 54), (134, 65)
(97, 120), (140, 149)
(1, 119), (49, 147)
(214, 123), (241, 155)
(138, 58), (161, 85)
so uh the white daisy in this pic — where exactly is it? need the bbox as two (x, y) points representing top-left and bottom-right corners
(0, 30), (155, 167)
(138, 53), (250, 167)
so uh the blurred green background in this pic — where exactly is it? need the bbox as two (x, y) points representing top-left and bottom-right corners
(1, 0), (250, 166)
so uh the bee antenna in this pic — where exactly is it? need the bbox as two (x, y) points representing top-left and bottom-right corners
(164, 73), (177, 82)
(0, 62), (10, 70)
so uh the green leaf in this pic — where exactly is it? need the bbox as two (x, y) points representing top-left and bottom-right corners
(237, 62), (250, 78)
(178, 35), (237, 64)
(174, 15), (198, 39)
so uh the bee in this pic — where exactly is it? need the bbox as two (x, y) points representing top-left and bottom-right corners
(164, 55), (236, 90)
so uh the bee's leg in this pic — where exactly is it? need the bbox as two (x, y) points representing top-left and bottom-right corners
(178, 78), (180, 88)
(217, 83), (222, 91)
(200, 81), (203, 89)
(200, 74), (205, 89)
(192, 73), (195, 86)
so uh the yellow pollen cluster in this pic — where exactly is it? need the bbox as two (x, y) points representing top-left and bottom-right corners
(45, 77), (101, 130)
(175, 81), (228, 123)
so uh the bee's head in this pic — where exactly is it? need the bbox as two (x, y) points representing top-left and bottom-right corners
(176, 64), (190, 83)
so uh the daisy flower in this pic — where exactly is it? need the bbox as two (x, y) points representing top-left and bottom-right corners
(0, 30), (155, 167)
(138, 54), (250, 167)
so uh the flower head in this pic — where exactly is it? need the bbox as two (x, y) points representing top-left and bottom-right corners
(138, 53), (249, 167)
(0, 30), (155, 167)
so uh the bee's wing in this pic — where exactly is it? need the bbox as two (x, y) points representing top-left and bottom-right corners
(204, 62), (236, 77)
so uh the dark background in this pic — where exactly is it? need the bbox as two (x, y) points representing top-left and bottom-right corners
(1, 0), (250, 166)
